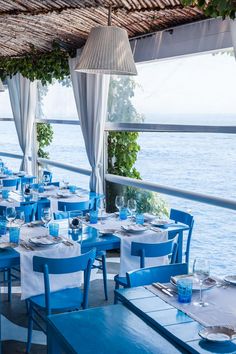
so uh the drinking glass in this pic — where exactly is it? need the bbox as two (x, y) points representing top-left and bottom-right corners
(0, 179), (3, 190)
(6, 207), (16, 226)
(193, 258), (210, 307)
(63, 178), (69, 189)
(2, 189), (9, 200)
(115, 196), (124, 212)
(14, 210), (25, 227)
(90, 210), (98, 224)
(43, 174), (50, 187)
(41, 208), (52, 228)
(98, 198), (106, 224)
(9, 226), (20, 244)
(127, 199), (137, 219)
(49, 223), (59, 237)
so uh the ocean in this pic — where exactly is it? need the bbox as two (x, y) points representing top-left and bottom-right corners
(0, 120), (236, 276)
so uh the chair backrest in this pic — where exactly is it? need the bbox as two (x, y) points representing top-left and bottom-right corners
(21, 176), (36, 185)
(16, 202), (37, 223)
(33, 248), (96, 311)
(131, 237), (178, 268)
(3, 178), (19, 189)
(0, 205), (6, 216)
(36, 199), (51, 220)
(170, 208), (194, 265)
(53, 210), (82, 220)
(43, 170), (52, 183)
(58, 200), (92, 214)
(126, 263), (188, 288)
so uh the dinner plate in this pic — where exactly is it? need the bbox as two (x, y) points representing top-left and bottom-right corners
(121, 224), (147, 234)
(29, 236), (62, 247)
(224, 275), (236, 285)
(99, 229), (116, 236)
(57, 192), (71, 198)
(98, 213), (113, 220)
(170, 274), (216, 291)
(151, 219), (171, 228)
(199, 326), (236, 342)
(0, 242), (17, 249)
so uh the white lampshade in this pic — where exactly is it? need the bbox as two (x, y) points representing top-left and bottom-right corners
(75, 26), (137, 75)
(0, 79), (5, 92)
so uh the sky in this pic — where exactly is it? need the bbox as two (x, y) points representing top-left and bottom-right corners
(1, 50), (236, 125)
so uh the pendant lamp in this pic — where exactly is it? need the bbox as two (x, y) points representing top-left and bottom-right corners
(75, 7), (137, 76)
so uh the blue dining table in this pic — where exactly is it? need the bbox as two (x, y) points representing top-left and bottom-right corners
(115, 286), (236, 354)
(47, 304), (188, 354)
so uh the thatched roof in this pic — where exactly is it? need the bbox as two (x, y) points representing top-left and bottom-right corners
(0, 0), (205, 57)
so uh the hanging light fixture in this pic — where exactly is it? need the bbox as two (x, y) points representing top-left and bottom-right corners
(75, 7), (137, 76)
(0, 79), (5, 92)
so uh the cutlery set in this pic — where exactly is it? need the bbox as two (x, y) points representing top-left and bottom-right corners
(152, 282), (177, 297)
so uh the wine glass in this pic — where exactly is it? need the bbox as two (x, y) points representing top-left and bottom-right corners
(115, 196), (124, 213)
(127, 199), (137, 220)
(14, 210), (25, 227)
(63, 177), (69, 189)
(193, 258), (210, 307)
(41, 208), (52, 228)
(0, 179), (3, 190)
(6, 207), (16, 226)
(98, 198), (106, 225)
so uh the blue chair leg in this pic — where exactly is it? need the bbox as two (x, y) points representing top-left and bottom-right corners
(26, 303), (33, 354)
(101, 254), (108, 301)
(7, 268), (12, 302)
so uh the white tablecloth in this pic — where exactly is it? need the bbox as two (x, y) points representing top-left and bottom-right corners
(85, 216), (168, 277)
(1, 225), (81, 300)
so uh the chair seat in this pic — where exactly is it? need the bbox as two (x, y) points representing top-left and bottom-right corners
(114, 274), (128, 287)
(29, 287), (83, 311)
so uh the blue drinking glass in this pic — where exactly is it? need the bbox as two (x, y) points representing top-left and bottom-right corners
(49, 223), (59, 237)
(119, 208), (128, 220)
(0, 220), (7, 236)
(38, 184), (45, 193)
(177, 279), (193, 303)
(136, 213), (144, 225)
(2, 190), (9, 200)
(90, 210), (98, 224)
(69, 185), (77, 194)
(9, 226), (20, 244)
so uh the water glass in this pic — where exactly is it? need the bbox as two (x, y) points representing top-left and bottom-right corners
(49, 223), (59, 237)
(193, 258), (210, 307)
(90, 210), (98, 224)
(119, 207), (128, 220)
(6, 207), (16, 225)
(0, 220), (7, 236)
(69, 185), (77, 194)
(38, 184), (45, 193)
(9, 226), (20, 244)
(2, 190), (9, 200)
(41, 208), (52, 227)
(136, 213), (144, 225)
(115, 195), (124, 212)
(127, 199), (137, 218)
(177, 279), (193, 303)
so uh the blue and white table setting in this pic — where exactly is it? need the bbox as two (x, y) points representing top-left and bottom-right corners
(82, 215), (168, 276)
(0, 224), (81, 300)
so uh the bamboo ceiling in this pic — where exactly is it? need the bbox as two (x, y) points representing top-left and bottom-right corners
(0, 0), (205, 57)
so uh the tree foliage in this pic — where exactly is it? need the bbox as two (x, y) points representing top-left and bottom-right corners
(181, 0), (236, 19)
(36, 123), (54, 159)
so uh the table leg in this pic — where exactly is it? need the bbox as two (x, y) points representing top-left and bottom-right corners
(47, 330), (62, 354)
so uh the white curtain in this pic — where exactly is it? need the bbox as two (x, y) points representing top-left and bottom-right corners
(69, 55), (110, 193)
(7, 73), (37, 174)
(230, 20), (236, 57)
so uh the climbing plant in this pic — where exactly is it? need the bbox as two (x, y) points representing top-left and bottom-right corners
(0, 42), (74, 85)
(181, 0), (236, 19)
(36, 123), (54, 159)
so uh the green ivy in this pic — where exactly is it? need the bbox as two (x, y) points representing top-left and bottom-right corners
(36, 123), (54, 159)
(181, 0), (236, 19)
(0, 42), (74, 85)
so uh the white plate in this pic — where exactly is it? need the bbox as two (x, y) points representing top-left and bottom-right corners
(57, 192), (71, 198)
(143, 213), (156, 222)
(121, 224), (147, 234)
(170, 274), (216, 291)
(99, 229), (116, 236)
(98, 213), (113, 220)
(199, 326), (236, 342)
(224, 275), (236, 285)
(0, 242), (17, 249)
(29, 236), (62, 247)
(151, 219), (171, 227)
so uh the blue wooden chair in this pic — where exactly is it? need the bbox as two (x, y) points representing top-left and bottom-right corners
(36, 199), (51, 220)
(0, 249), (19, 302)
(58, 200), (94, 214)
(3, 178), (20, 189)
(20, 176), (36, 186)
(53, 210), (108, 301)
(26, 248), (96, 354)
(170, 209), (194, 265)
(126, 263), (188, 288)
(16, 202), (37, 223)
(114, 237), (178, 290)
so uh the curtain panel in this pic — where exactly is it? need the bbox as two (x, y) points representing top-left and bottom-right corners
(69, 55), (110, 194)
(7, 73), (37, 174)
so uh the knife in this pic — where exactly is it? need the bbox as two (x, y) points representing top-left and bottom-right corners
(152, 282), (173, 297)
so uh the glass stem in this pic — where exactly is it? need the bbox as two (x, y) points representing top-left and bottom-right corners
(199, 281), (203, 303)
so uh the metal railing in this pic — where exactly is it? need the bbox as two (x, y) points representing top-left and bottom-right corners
(37, 158), (91, 176)
(105, 174), (236, 211)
